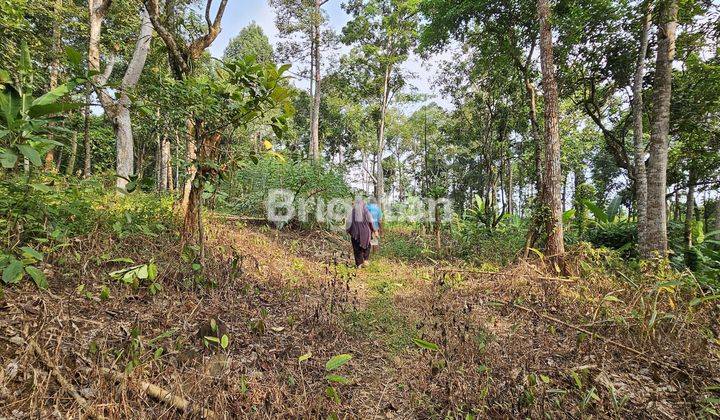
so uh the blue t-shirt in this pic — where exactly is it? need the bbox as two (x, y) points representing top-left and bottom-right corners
(367, 203), (382, 230)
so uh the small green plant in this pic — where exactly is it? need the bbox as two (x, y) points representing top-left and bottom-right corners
(324, 353), (353, 407)
(1, 246), (47, 289)
(109, 260), (163, 295)
(202, 318), (230, 350)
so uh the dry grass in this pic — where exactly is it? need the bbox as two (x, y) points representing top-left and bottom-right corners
(1, 221), (719, 418)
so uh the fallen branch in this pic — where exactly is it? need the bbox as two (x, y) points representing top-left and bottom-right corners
(99, 367), (217, 419)
(27, 339), (107, 420)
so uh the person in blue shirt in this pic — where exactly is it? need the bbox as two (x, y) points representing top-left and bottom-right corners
(366, 197), (383, 252)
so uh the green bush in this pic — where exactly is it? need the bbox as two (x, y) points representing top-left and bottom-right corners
(0, 173), (175, 290)
(585, 221), (637, 255)
(220, 157), (351, 226)
(450, 215), (528, 266)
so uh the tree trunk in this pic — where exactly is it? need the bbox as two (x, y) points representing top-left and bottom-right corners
(310, 1), (321, 161)
(633, 2), (653, 255)
(94, 7), (152, 190)
(525, 80), (543, 193)
(507, 160), (514, 215)
(714, 192), (720, 248)
(65, 131), (78, 176)
(180, 119), (198, 211)
(114, 104), (134, 189)
(157, 134), (170, 191)
(434, 203), (441, 252)
(45, 0), (63, 171)
(82, 86), (92, 177)
(183, 133), (222, 240)
(166, 142), (174, 191)
(684, 170), (696, 248)
(644, 0), (678, 258)
(85, 1), (110, 187)
(375, 62), (392, 208)
(537, 0), (565, 261)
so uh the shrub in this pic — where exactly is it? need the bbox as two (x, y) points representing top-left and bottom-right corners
(585, 221), (637, 256)
(450, 215), (528, 266)
(0, 173), (175, 290)
(220, 157), (351, 226)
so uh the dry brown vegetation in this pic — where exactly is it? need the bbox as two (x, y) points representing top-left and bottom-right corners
(1, 221), (719, 418)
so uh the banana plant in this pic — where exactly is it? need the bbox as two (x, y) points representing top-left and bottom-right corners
(0, 42), (84, 169)
(582, 195), (623, 225)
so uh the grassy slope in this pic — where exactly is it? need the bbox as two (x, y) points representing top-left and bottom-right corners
(1, 217), (719, 418)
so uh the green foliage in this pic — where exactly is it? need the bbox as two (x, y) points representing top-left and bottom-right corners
(324, 353), (353, 407)
(580, 195), (636, 255)
(0, 245), (46, 289)
(0, 43), (84, 171)
(222, 156), (351, 225)
(585, 221), (637, 255)
(223, 21), (274, 64)
(573, 183), (595, 236)
(0, 173), (175, 291)
(109, 260), (163, 295)
(451, 214), (528, 266)
(582, 195), (622, 224)
(377, 226), (432, 261)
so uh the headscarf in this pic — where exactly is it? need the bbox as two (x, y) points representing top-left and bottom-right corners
(345, 198), (374, 248)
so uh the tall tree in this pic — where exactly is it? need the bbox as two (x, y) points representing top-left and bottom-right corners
(342, 0), (419, 206)
(84, 0), (113, 177)
(632, 1), (653, 257)
(223, 21), (274, 63)
(94, 6), (154, 190)
(144, 0), (229, 216)
(418, 1), (543, 194)
(144, 0), (250, 240)
(270, 0), (332, 160)
(644, 0), (679, 257)
(536, 0), (565, 260)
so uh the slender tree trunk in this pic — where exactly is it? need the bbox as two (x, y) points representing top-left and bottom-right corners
(310, 1), (321, 161)
(645, 0), (679, 258)
(684, 170), (696, 248)
(713, 192), (720, 248)
(166, 143), (174, 191)
(434, 203), (441, 252)
(562, 172), (568, 212)
(157, 134), (169, 191)
(633, 2), (653, 255)
(82, 86), (92, 177)
(174, 132), (180, 191)
(375, 62), (392, 208)
(537, 0), (565, 261)
(163, 136), (171, 190)
(507, 160), (514, 215)
(181, 119), (197, 212)
(85, 0), (110, 185)
(114, 104), (134, 188)
(65, 132), (78, 176)
(45, 0), (63, 171)
(94, 8), (152, 190)
(525, 80), (543, 193)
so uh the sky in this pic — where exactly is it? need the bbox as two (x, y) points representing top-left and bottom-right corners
(205, 0), (454, 110)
